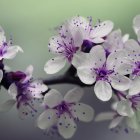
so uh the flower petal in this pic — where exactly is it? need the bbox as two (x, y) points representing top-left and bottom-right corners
(90, 20), (114, 38)
(57, 113), (77, 139)
(28, 80), (48, 98)
(8, 83), (18, 99)
(0, 99), (16, 112)
(94, 80), (112, 101)
(95, 112), (115, 122)
(77, 67), (96, 85)
(0, 70), (3, 82)
(129, 76), (140, 96)
(44, 56), (66, 74)
(116, 100), (134, 117)
(71, 103), (94, 122)
(3, 46), (23, 59)
(109, 116), (123, 129)
(43, 89), (63, 108)
(133, 15), (140, 34)
(64, 87), (84, 103)
(110, 74), (131, 91)
(37, 109), (57, 130)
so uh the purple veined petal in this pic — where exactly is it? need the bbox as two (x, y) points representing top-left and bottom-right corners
(77, 67), (96, 85)
(94, 80), (112, 101)
(48, 36), (64, 54)
(2, 45), (23, 59)
(133, 15), (140, 34)
(64, 87), (84, 103)
(8, 83), (18, 99)
(0, 99), (16, 112)
(129, 76), (140, 96)
(89, 45), (106, 68)
(71, 103), (94, 122)
(43, 89), (63, 108)
(110, 74), (131, 91)
(27, 80), (48, 98)
(124, 39), (140, 62)
(116, 100), (134, 117)
(21, 65), (33, 83)
(37, 109), (58, 130)
(109, 116), (124, 129)
(57, 113), (77, 139)
(95, 112), (115, 122)
(90, 20), (114, 38)
(0, 70), (3, 83)
(44, 56), (66, 74)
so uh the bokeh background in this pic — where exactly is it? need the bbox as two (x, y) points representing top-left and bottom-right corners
(0, 0), (140, 139)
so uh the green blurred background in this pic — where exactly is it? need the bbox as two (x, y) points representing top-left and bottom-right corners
(0, 0), (140, 140)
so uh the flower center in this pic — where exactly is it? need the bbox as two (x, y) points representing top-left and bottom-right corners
(133, 61), (140, 76)
(81, 40), (94, 53)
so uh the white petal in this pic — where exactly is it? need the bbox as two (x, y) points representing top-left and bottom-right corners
(95, 112), (115, 122)
(94, 80), (112, 101)
(110, 74), (131, 91)
(129, 76), (140, 96)
(3, 46), (23, 59)
(64, 87), (84, 103)
(116, 100), (134, 117)
(90, 45), (106, 68)
(0, 70), (3, 82)
(57, 113), (77, 139)
(8, 83), (18, 99)
(73, 29), (83, 47)
(37, 109), (57, 130)
(92, 37), (105, 43)
(22, 65), (33, 83)
(77, 67), (96, 85)
(71, 103), (94, 122)
(91, 20), (114, 38)
(43, 89), (63, 108)
(109, 116), (123, 129)
(28, 80), (48, 98)
(133, 15), (140, 34)
(44, 56), (66, 74)
(0, 99), (16, 112)
(122, 34), (129, 43)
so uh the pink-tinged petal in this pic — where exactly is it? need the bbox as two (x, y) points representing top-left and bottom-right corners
(77, 67), (96, 85)
(44, 56), (66, 74)
(0, 70), (3, 83)
(3, 45), (23, 59)
(110, 74), (131, 91)
(57, 113), (77, 139)
(116, 100), (134, 117)
(0, 99), (16, 112)
(37, 109), (57, 130)
(43, 89), (63, 108)
(90, 45), (106, 68)
(71, 103), (94, 122)
(94, 80), (112, 101)
(28, 80), (48, 98)
(95, 112), (115, 122)
(129, 76), (140, 96)
(64, 87), (84, 103)
(90, 20), (114, 38)
(8, 83), (18, 99)
(109, 116), (124, 129)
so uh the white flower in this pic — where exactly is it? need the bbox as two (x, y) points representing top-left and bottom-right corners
(37, 87), (94, 139)
(76, 45), (131, 101)
(0, 65), (48, 119)
(103, 29), (129, 54)
(59, 16), (114, 44)
(0, 26), (23, 60)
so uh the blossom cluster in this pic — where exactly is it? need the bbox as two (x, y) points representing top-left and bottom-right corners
(0, 15), (140, 139)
